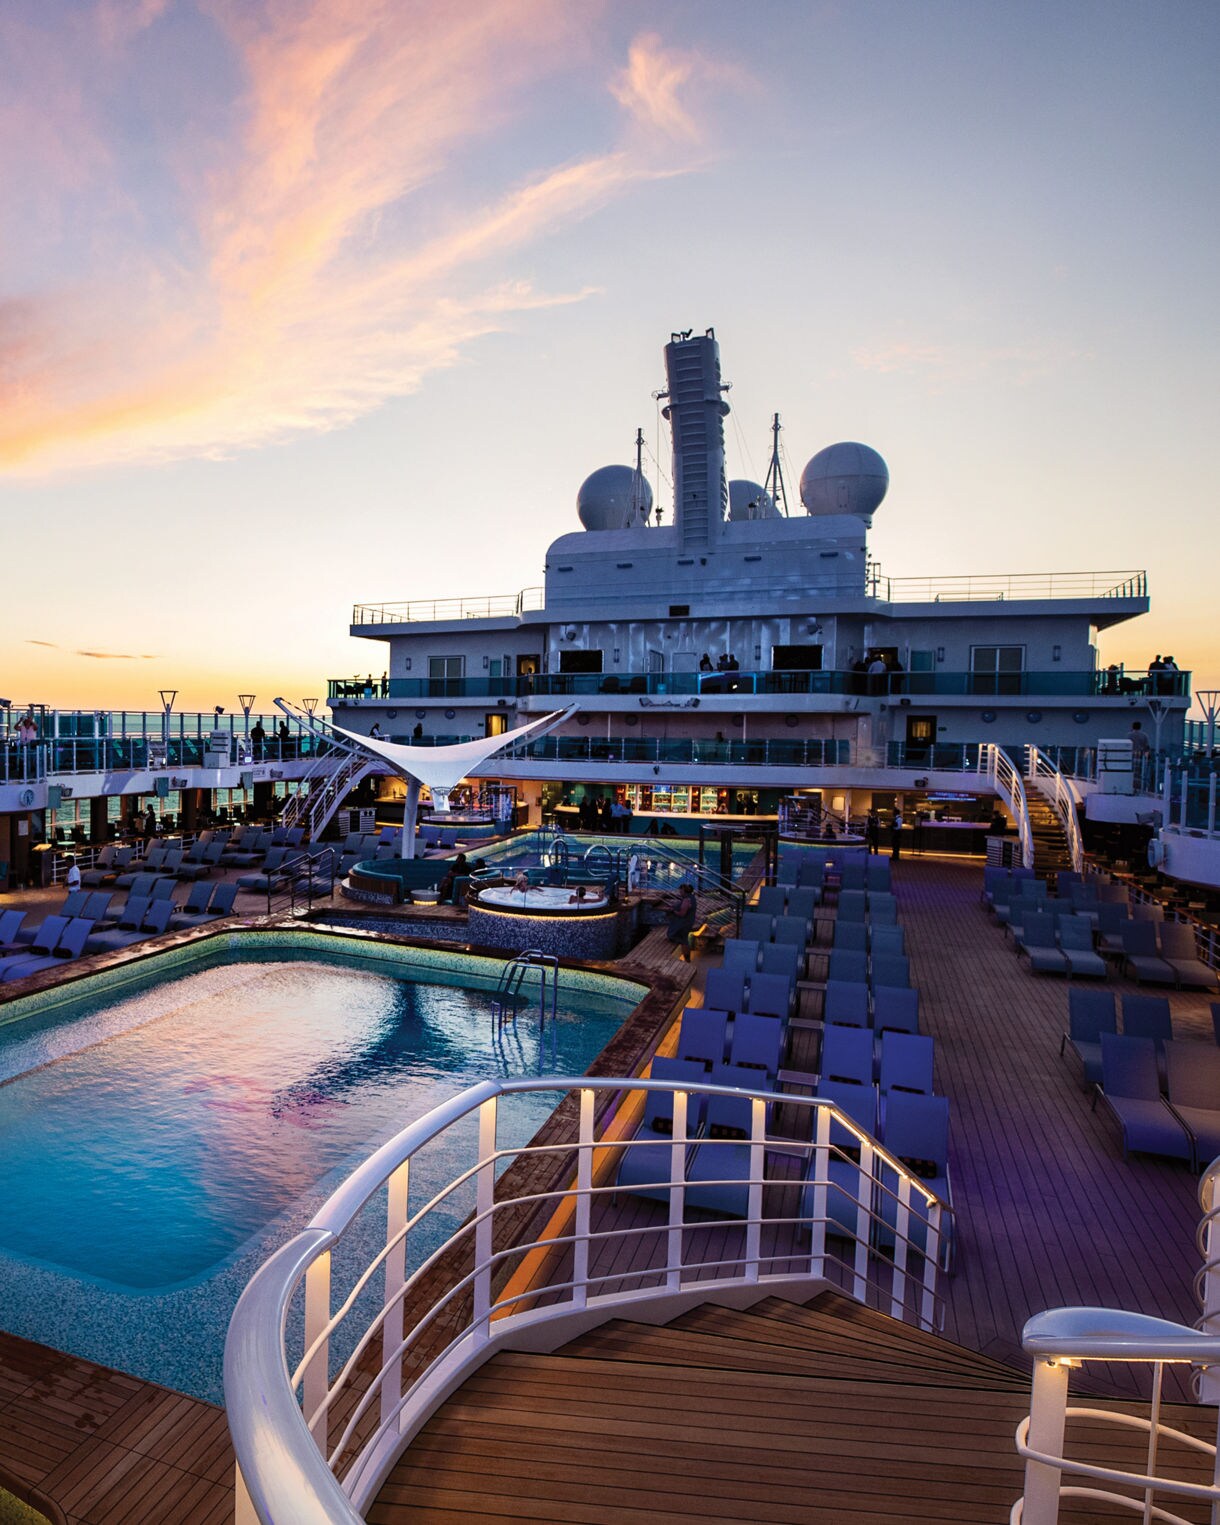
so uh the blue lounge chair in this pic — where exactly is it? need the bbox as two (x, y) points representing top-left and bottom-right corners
(773, 915), (810, 949)
(1, 917), (92, 982)
(704, 968), (746, 1016)
(0, 909), (27, 953)
(683, 1063), (769, 1218)
(1017, 912), (1069, 976)
(1058, 918), (1107, 979)
(0, 915), (70, 969)
(823, 981), (869, 1028)
(1121, 923), (1175, 985)
(876, 1092), (952, 1265)
(729, 1013), (784, 1078)
(801, 1079), (880, 1243)
(1122, 994), (1173, 1056)
(755, 886), (787, 918)
(1097, 1033), (1190, 1161)
(738, 911), (774, 944)
(745, 972), (792, 1020)
(870, 924), (905, 958)
(170, 881), (238, 928)
(1166, 1043), (1220, 1170)
(828, 950), (868, 985)
(759, 941), (801, 986)
(837, 891), (867, 922)
(786, 886), (820, 921)
(676, 1007), (729, 1070)
(833, 922), (869, 953)
(873, 986), (919, 1037)
(1061, 989), (1117, 1086)
(1159, 923), (1219, 991)
(820, 1023), (874, 1087)
(722, 938), (761, 975)
(870, 954), (910, 990)
(615, 1057), (709, 1203)
(879, 1032), (935, 1099)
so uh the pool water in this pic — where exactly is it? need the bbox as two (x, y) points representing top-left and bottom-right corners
(0, 938), (640, 1402)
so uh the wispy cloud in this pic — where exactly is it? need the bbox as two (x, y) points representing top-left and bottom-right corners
(76, 649), (159, 659)
(852, 337), (1089, 388)
(25, 639), (58, 648)
(0, 6), (741, 474)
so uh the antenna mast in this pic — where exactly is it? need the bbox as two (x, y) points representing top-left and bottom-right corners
(764, 411), (791, 517)
(632, 426), (647, 526)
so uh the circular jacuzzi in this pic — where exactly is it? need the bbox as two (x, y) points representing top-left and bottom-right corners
(478, 886), (609, 915)
(468, 884), (632, 958)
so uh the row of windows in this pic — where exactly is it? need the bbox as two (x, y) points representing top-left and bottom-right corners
(424, 646), (1027, 677)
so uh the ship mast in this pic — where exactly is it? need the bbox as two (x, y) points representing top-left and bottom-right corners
(764, 411), (791, 517)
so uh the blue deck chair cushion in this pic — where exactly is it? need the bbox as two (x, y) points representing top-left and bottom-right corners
(873, 985), (919, 1037)
(820, 1023), (874, 1087)
(677, 1007), (729, 1070)
(1166, 1043), (1220, 1169)
(823, 981), (869, 1028)
(1099, 1034), (1190, 1161)
(704, 967), (747, 1016)
(729, 1013), (784, 1077)
(745, 971), (792, 1020)
(1061, 989), (1117, 1085)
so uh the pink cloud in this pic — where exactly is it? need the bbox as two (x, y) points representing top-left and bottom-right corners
(0, 5), (739, 474)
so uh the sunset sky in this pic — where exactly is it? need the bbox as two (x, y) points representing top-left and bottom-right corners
(2, 0), (1216, 713)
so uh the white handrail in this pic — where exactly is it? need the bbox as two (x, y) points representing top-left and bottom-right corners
(225, 1075), (953, 1524)
(1026, 747), (1085, 873)
(979, 743), (1036, 869)
(1011, 1306), (1220, 1524)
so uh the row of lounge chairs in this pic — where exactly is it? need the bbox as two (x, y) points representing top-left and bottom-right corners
(617, 859), (952, 1268)
(0, 881), (241, 983)
(989, 866), (1218, 990)
(1095, 1034), (1220, 1169)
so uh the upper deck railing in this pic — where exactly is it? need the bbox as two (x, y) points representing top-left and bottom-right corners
(872, 569), (1147, 603)
(328, 666), (1191, 704)
(352, 588), (545, 625)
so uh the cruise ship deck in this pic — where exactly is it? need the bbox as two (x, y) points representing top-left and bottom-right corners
(1, 852), (1215, 1522)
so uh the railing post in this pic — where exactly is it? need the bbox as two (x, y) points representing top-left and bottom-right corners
(921, 1202), (941, 1332)
(807, 1103), (829, 1281)
(473, 1096), (498, 1333)
(1021, 1358), (1070, 1525)
(1208, 773), (1217, 838)
(891, 1175), (911, 1319)
(571, 1088), (595, 1309)
(380, 1160), (410, 1428)
(665, 1089), (689, 1292)
(302, 1251), (332, 1448)
(744, 1095), (766, 1281)
(852, 1141), (873, 1304)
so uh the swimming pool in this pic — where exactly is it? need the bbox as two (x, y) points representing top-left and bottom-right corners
(0, 930), (644, 1403)
(477, 830), (762, 886)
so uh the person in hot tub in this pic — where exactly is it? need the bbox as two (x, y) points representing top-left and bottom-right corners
(568, 884), (592, 905)
(513, 870), (530, 895)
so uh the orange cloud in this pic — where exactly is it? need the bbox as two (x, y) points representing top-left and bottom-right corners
(0, 6), (738, 474)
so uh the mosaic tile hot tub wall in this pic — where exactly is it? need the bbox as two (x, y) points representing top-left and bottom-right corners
(465, 901), (638, 959)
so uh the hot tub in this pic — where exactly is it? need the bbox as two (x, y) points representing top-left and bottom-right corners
(478, 886), (609, 914)
(468, 885), (634, 958)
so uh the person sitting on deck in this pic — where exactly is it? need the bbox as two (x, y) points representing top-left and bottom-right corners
(665, 882), (698, 963)
(437, 853), (471, 903)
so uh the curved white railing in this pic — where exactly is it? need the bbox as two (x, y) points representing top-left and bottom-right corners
(1010, 1307), (1220, 1523)
(979, 743), (1035, 869)
(225, 1075), (952, 1524)
(1026, 747), (1085, 873)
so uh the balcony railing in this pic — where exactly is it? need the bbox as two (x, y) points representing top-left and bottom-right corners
(328, 667), (1191, 704)
(873, 569), (1147, 603)
(351, 588), (545, 625)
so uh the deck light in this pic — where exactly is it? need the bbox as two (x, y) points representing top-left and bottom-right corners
(303, 698), (318, 716)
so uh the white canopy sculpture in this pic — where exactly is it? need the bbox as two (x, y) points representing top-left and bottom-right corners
(326, 707), (575, 857)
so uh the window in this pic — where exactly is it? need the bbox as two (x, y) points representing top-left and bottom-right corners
(970, 646), (1024, 696)
(771, 644), (823, 671)
(485, 713), (508, 736)
(558, 649), (603, 674)
(427, 655), (464, 697)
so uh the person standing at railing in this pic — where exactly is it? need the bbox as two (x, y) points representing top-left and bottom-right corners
(665, 881), (697, 962)
(250, 720), (266, 761)
(890, 807), (904, 860)
(866, 808), (880, 855)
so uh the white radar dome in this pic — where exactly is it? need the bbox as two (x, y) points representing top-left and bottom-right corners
(800, 442), (889, 526)
(576, 465), (653, 530)
(728, 479), (778, 521)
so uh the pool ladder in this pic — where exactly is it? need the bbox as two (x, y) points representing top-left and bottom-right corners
(491, 950), (560, 1034)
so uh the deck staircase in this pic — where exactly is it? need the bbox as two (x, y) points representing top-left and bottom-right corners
(372, 1289), (1215, 1523)
(373, 1290), (1037, 1523)
(1025, 790), (1075, 881)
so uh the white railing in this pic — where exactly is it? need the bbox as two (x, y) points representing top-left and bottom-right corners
(225, 1076), (952, 1524)
(1196, 1159), (1220, 1408)
(275, 702), (379, 840)
(1011, 1307), (1220, 1523)
(980, 744), (1035, 869)
(1027, 747), (1085, 873)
